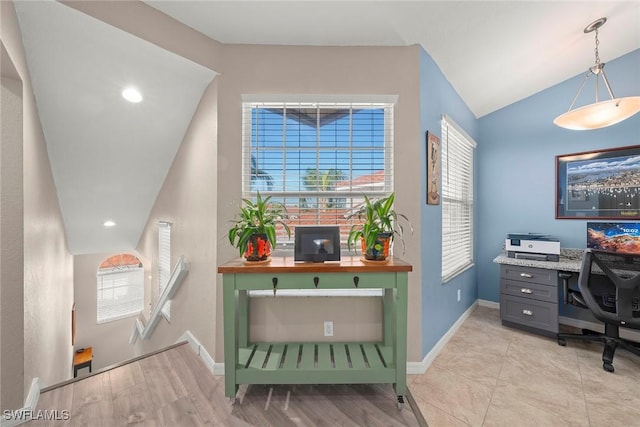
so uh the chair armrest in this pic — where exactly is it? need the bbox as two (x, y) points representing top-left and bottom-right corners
(559, 271), (573, 305)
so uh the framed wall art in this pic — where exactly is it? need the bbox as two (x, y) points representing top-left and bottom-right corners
(426, 131), (441, 205)
(556, 144), (640, 219)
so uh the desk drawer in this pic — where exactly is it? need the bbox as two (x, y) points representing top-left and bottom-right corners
(500, 278), (557, 303)
(500, 265), (557, 286)
(234, 272), (397, 290)
(500, 294), (558, 333)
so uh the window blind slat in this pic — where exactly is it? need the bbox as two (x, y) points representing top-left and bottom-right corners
(97, 267), (144, 323)
(243, 101), (394, 244)
(159, 222), (171, 318)
(441, 116), (476, 282)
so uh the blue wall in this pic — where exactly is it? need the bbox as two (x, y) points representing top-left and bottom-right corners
(476, 49), (640, 302)
(419, 47), (479, 357)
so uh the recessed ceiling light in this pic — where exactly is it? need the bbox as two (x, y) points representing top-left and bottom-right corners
(122, 87), (142, 103)
(103, 220), (117, 227)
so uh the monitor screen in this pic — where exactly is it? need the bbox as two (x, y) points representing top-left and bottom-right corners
(587, 222), (640, 254)
(294, 226), (341, 262)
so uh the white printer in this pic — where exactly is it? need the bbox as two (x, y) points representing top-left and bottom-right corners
(506, 233), (560, 262)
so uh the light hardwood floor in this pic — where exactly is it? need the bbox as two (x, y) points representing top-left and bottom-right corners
(29, 305), (640, 426)
(29, 343), (424, 426)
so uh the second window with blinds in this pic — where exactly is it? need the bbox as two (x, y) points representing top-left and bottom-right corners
(159, 221), (171, 320)
(441, 115), (476, 282)
(242, 100), (395, 247)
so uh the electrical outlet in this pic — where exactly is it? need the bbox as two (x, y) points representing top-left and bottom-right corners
(324, 321), (334, 337)
(457, 289), (461, 302)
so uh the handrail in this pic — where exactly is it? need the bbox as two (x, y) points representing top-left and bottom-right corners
(1, 377), (40, 427)
(130, 256), (188, 345)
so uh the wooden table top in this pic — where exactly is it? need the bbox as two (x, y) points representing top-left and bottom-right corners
(73, 347), (92, 365)
(218, 255), (412, 274)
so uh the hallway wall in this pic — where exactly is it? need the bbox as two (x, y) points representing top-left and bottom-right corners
(1, 55), (24, 410)
(73, 252), (144, 371)
(134, 79), (219, 357)
(215, 43), (423, 363)
(1, 1), (74, 394)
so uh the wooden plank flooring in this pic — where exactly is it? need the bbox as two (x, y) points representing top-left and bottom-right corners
(28, 343), (425, 426)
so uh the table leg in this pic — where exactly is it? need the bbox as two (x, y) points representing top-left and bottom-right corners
(222, 275), (239, 399)
(394, 273), (408, 396)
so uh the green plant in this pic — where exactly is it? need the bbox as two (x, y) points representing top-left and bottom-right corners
(228, 192), (291, 257)
(347, 192), (412, 256)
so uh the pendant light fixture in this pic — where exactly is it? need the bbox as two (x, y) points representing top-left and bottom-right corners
(553, 17), (640, 130)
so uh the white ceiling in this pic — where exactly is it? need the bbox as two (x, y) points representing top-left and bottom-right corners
(14, 0), (216, 255)
(10, 0), (639, 255)
(145, 0), (640, 117)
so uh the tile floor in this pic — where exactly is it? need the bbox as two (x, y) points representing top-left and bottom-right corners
(408, 306), (640, 427)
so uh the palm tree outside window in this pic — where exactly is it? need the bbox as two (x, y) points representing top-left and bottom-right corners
(242, 99), (395, 247)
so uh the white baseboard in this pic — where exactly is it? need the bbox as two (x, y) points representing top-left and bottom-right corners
(180, 302), (640, 384)
(205, 301), (485, 377)
(478, 299), (499, 310)
(178, 331), (217, 375)
(212, 361), (225, 376)
(408, 301), (480, 375)
(1, 378), (41, 427)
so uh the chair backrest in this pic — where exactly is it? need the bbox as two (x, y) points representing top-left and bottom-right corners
(578, 249), (640, 328)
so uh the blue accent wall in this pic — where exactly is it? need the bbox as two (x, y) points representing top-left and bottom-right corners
(419, 47), (479, 356)
(477, 49), (640, 302)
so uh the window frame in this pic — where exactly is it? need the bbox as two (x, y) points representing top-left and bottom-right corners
(242, 96), (396, 296)
(441, 114), (476, 283)
(159, 221), (171, 320)
(241, 97), (396, 250)
(96, 266), (144, 324)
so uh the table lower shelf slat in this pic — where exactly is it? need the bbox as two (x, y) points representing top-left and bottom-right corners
(235, 342), (396, 385)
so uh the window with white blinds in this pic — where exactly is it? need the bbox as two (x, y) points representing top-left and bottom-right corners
(441, 115), (476, 282)
(96, 267), (144, 323)
(242, 100), (394, 245)
(159, 221), (171, 319)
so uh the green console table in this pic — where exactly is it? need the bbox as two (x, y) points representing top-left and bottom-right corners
(218, 255), (412, 407)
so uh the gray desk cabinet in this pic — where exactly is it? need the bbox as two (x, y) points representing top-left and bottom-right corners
(500, 264), (559, 337)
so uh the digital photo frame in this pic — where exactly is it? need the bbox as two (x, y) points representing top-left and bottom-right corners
(294, 226), (341, 262)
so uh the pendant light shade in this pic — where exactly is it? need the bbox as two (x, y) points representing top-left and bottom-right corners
(553, 17), (640, 130)
(554, 97), (640, 130)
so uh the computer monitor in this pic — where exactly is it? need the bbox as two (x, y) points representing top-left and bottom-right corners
(587, 222), (640, 254)
(294, 226), (341, 262)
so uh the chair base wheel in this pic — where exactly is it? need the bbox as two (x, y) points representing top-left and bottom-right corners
(558, 338), (566, 346)
(603, 362), (614, 373)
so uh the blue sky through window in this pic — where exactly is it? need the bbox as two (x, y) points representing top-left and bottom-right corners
(250, 106), (386, 194)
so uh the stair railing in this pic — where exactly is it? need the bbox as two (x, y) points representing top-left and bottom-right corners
(130, 256), (188, 344)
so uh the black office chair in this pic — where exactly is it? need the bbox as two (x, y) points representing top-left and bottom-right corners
(557, 248), (640, 372)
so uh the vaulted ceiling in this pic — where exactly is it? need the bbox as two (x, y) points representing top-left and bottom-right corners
(146, 0), (639, 118)
(11, 0), (639, 255)
(14, 0), (216, 254)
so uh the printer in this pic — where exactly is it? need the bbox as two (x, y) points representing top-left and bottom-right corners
(506, 233), (560, 262)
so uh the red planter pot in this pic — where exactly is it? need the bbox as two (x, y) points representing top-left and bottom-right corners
(243, 233), (271, 262)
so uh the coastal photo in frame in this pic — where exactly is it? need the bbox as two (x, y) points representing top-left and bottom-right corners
(426, 131), (441, 205)
(556, 144), (640, 219)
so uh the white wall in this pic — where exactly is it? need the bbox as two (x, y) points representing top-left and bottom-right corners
(215, 43), (423, 362)
(134, 79), (219, 356)
(1, 1), (74, 393)
(1, 49), (24, 410)
(73, 252), (145, 370)
(5, 2), (425, 379)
